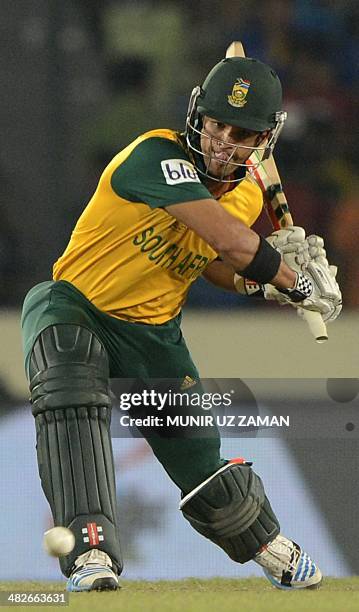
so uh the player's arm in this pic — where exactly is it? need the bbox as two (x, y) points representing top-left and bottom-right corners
(202, 259), (237, 291)
(203, 261), (263, 297)
(165, 198), (296, 290)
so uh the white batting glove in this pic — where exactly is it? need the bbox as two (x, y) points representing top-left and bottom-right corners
(266, 226), (310, 270)
(266, 226), (306, 248)
(246, 228), (341, 322)
(267, 229), (329, 262)
(266, 229), (330, 271)
(264, 260), (342, 323)
(307, 235), (327, 261)
(301, 258), (342, 322)
(299, 236), (340, 320)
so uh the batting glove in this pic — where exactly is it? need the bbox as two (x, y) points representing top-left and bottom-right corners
(264, 260), (342, 323)
(266, 226), (310, 271)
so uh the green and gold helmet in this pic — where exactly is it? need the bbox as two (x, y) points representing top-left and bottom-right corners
(185, 56), (287, 183)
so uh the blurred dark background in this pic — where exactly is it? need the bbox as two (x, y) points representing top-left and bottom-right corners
(1, 2), (359, 576)
(1, 0), (358, 308)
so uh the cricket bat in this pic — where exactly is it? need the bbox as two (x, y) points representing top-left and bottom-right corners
(226, 41), (328, 343)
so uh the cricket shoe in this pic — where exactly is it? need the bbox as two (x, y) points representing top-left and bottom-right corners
(254, 534), (322, 590)
(66, 549), (119, 592)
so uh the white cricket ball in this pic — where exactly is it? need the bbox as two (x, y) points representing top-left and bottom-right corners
(43, 527), (75, 557)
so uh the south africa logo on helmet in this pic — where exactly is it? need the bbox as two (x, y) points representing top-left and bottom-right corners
(227, 78), (251, 108)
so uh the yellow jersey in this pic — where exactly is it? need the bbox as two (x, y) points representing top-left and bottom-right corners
(53, 129), (263, 324)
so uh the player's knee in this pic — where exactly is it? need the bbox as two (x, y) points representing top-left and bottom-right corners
(29, 324), (111, 416)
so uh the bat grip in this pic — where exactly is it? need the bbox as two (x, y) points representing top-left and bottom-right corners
(299, 309), (328, 343)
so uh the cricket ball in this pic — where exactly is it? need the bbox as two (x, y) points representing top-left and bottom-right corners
(43, 526), (75, 557)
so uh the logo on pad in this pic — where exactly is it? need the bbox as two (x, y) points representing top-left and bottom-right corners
(82, 523), (104, 546)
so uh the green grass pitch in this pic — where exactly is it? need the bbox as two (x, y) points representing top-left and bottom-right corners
(1, 578), (359, 612)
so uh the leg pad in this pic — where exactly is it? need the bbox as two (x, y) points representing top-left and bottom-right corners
(29, 325), (122, 576)
(180, 460), (280, 563)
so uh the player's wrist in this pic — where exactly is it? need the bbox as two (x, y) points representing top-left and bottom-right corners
(240, 236), (281, 284)
(270, 261), (297, 290)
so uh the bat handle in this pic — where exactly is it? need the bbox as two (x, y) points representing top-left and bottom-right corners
(299, 309), (328, 343)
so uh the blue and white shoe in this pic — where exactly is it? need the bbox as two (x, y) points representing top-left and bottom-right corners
(254, 534), (322, 590)
(66, 549), (119, 592)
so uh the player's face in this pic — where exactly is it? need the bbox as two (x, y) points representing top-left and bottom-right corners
(200, 116), (268, 179)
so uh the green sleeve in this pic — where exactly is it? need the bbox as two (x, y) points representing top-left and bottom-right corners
(110, 136), (212, 208)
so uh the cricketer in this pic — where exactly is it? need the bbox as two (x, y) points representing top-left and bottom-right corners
(21, 55), (341, 592)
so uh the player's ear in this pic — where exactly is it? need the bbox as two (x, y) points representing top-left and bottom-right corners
(255, 130), (270, 146)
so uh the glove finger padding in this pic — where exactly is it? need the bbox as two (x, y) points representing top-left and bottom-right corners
(330, 265), (338, 278)
(267, 230), (327, 268)
(309, 245), (327, 260)
(298, 303), (342, 325)
(307, 235), (326, 260)
(264, 262), (342, 323)
(307, 235), (324, 248)
(300, 302), (342, 324)
(267, 226), (306, 247)
(306, 259), (340, 301)
(279, 242), (310, 271)
(266, 227), (310, 272)
(301, 259), (342, 323)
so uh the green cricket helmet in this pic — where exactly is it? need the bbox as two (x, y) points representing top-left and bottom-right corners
(185, 56), (287, 183)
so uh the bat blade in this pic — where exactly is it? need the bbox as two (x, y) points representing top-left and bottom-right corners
(247, 153), (294, 229)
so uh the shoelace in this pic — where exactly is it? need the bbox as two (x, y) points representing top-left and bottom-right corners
(278, 543), (300, 575)
(72, 549), (114, 574)
(259, 540), (301, 576)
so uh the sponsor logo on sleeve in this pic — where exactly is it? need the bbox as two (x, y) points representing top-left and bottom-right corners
(161, 159), (201, 185)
